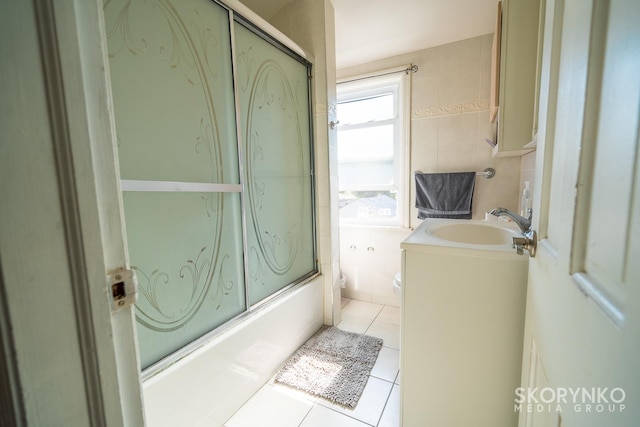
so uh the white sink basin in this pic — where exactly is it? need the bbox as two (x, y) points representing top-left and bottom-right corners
(426, 221), (519, 245)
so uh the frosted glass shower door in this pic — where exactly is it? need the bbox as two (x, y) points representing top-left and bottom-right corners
(234, 22), (315, 305)
(105, 0), (316, 370)
(105, 0), (245, 369)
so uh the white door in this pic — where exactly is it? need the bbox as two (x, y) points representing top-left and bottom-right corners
(519, 1), (640, 426)
(0, 1), (144, 425)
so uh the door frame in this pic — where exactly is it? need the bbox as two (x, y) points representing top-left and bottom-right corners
(0, 0), (144, 425)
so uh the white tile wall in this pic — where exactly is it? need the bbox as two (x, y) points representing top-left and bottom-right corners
(519, 150), (537, 213)
(337, 33), (522, 306)
(271, 0), (341, 327)
(339, 227), (408, 307)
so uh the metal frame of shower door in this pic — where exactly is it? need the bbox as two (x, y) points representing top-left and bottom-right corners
(229, 8), (318, 313)
(228, 8), (252, 312)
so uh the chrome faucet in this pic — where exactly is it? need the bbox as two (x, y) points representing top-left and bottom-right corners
(488, 207), (532, 234)
(489, 207), (536, 257)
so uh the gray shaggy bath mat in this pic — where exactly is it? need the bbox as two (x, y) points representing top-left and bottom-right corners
(275, 326), (383, 408)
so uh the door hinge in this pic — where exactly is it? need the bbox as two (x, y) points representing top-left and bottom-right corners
(110, 269), (138, 311)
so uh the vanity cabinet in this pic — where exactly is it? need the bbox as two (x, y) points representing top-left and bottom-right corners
(399, 220), (528, 426)
(491, 0), (541, 157)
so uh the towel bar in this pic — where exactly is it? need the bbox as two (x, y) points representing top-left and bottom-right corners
(477, 168), (496, 179)
(413, 167), (496, 179)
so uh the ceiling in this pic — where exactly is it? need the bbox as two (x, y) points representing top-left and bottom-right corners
(238, 0), (498, 70)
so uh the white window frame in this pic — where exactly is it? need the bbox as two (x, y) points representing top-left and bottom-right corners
(337, 67), (411, 228)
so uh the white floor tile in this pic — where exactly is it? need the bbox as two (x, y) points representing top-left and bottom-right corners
(341, 297), (351, 308)
(336, 313), (373, 334)
(376, 305), (401, 326)
(269, 380), (319, 404)
(370, 346), (400, 383)
(366, 320), (401, 350)
(299, 405), (370, 427)
(378, 384), (400, 427)
(317, 376), (393, 426)
(224, 384), (313, 427)
(197, 411), (228, 427)
(342, 300), (383, 320)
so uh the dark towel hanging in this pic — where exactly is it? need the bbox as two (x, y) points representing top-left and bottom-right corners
(415, 172), (476, 219)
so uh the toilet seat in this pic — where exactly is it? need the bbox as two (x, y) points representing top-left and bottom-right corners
(393, 272), (402, 289)
(393, 272), (402, 301)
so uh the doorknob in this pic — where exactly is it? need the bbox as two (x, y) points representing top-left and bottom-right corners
(512, 229), (537, 257)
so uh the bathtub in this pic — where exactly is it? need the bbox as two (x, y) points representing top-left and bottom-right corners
(400, 219), (528, 427)
(142, 278), (323, 427)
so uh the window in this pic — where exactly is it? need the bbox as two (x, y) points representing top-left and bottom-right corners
(337, 70), (410, 227)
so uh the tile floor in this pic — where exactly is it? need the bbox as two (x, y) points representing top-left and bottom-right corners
(224, 298), (401, 427)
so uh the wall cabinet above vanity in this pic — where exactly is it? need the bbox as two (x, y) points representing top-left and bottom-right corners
(490, 0), (541, 157)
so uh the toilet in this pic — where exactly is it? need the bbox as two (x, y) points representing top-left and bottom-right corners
(393, 272), (402, 300)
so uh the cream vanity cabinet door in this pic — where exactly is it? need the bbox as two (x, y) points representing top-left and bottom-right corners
(492, 0), (541, 157)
